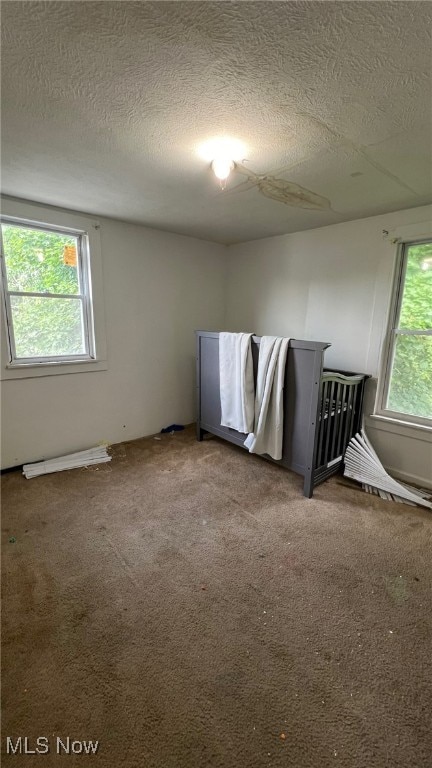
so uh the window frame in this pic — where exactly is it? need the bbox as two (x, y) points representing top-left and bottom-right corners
(1, 217), (96, 365)
(0, 198), (107, 380)
(376, 237), (432, 429)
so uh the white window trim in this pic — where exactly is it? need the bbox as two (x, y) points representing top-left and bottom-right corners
(374, 227), (432, 431)
(0, 198), (107, 379)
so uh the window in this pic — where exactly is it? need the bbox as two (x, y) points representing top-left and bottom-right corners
(380, 239), (432, 426)
(0, 199), (106, 380)
(1, 218), (95, 365)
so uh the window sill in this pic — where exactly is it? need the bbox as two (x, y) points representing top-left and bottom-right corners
(367, 413), (432, 443)
(1, 358), (108, 380)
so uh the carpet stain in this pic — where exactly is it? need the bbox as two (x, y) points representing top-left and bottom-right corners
(384, 575), (410, 603)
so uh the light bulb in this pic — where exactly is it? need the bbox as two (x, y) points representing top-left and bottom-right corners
(212, 156), (234, 182)
(197, 137), (245, 188)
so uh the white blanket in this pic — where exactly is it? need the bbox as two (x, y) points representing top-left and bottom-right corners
(219, 332), (255, 434)
(244, 336), (290, 460)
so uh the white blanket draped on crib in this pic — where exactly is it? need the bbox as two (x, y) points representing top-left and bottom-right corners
(244, 336), (290, 460)
(219, 332), (255, 434)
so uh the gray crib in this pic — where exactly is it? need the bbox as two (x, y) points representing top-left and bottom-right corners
(195, 331), (368, 498)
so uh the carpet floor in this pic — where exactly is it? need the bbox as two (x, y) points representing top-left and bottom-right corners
(1, 427), (431, 767)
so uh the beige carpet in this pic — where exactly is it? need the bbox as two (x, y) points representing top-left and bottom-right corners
(2, 427), (431, 767)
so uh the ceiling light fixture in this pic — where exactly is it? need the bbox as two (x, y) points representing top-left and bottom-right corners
(198, 137), (246, 190)
(211, 157), (234, 188)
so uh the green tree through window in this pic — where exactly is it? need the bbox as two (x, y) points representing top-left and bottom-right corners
(386, 242), (432, 420)
(1, 221), (91, 360)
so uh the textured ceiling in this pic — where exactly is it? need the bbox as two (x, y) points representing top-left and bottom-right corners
(1, 1), (431, 244)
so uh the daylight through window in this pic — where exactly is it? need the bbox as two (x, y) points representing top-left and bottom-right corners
(383, 240), (432, 424)
(0, 219), (95, 364)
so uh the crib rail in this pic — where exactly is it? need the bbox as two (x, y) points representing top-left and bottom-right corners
(314, 371), (367, 483)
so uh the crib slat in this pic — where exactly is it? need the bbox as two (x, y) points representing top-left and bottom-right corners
(318, 381), (330, 466)
(342, 385), (355, 453)
(347, 386), (357, 448)
(316, 380), (327, 467)
(323, 380), (335, 465)
(330, 382), (342, 460)
(336, 383), (347, 457)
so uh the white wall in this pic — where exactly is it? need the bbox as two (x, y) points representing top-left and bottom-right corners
(1, 206), (227, 467)
(225, 205), (432, 488)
